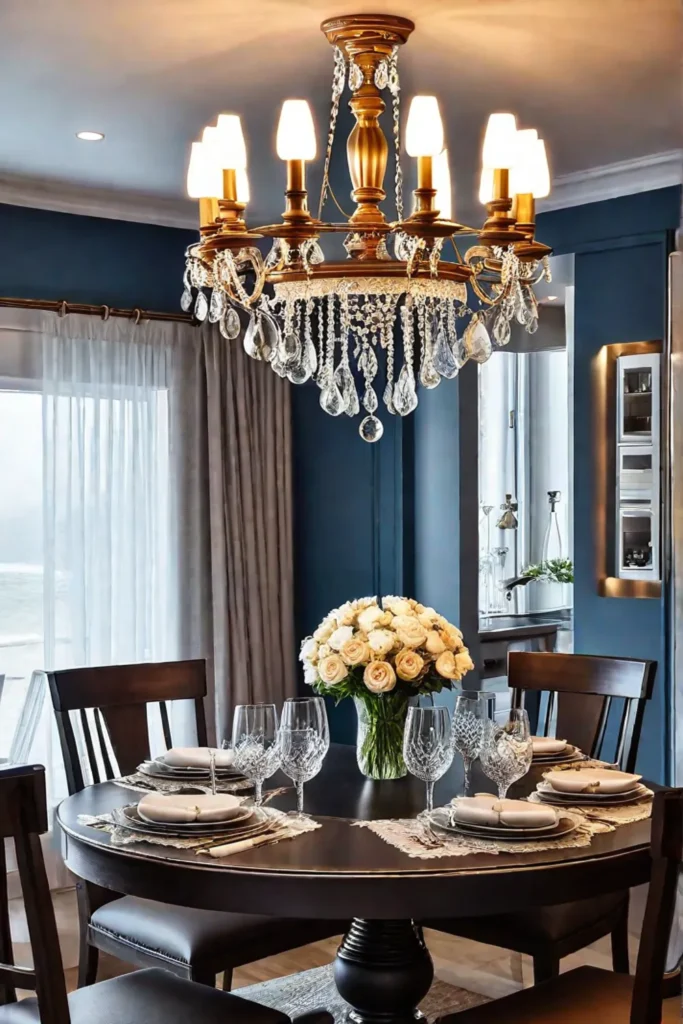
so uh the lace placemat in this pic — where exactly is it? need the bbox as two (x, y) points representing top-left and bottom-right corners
(113, 772), (253, 795)
(353, 792), (653, 860)
(77, 805), (320, 855)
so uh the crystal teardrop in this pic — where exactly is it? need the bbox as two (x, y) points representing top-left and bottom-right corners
(259, 315), (279, 363)
(194, 291), (208, 322)
(359, 415), (384, 443)
(209, 290), (225, 323)
(306, 241), (324, 265)
(223, 307), (241, 340)
(419, 354), (441, 389)
(464, 318), (493, 364)
(433, 325), (459, 379)
(393, 366), (418, 416)
(320, 382), (344, 416)
(180, 288), (193, 312)
(288, 360), (312, 384)
(383, 380), (396, 414)
(242, 315), (261, 359)
(493, 313), (511, 347)
(363, 386), (378, 413)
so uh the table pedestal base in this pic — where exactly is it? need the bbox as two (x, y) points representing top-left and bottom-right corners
(334, 918), (434, 1023)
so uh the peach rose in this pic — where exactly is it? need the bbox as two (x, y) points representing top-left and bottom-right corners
(392, 615), (428, 649)
(425, 629), (446, 655)
(441, 624), (464, 651)
(395, 649), (424, 681)
(435, 651), (459, 680)
(367, 628), (396, 657)
(364, 660), (396, 693)
(318, 653), (348, 685)
(340, 636), (371, 667)
(454, 650), (475, 677)
(357, 604), (386, 633)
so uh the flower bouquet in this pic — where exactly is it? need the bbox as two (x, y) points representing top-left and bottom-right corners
(300, 596), (474, 780)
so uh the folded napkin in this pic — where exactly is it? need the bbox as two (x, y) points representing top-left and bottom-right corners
(138, 793), (243, 824)
(532, 736), (568, 754)
(453, 795), (558, 829)
(543, 768), (641, 795)
(162, 747), (235, 769)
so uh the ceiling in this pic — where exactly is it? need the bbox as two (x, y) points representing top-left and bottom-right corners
(0, 0), (680, 228)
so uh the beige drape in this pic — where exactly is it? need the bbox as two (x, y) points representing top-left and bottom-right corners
(200, 326), (296, 738)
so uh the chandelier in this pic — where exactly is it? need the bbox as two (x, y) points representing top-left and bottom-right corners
(182, 13), (553, 442)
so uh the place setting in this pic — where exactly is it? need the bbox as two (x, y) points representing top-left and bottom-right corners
(528, 766), (654, 828)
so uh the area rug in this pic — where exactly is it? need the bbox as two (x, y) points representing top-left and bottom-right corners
(237, 962), (490, 1022)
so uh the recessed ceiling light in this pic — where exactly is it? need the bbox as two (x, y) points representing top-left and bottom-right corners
(76, 130), (104, 142)
(546, 295), (558, 301)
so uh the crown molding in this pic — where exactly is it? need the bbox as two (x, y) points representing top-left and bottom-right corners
(538, 150), (683, 213)
(0, 171), (197, 230)
(0, 150), (680, 229)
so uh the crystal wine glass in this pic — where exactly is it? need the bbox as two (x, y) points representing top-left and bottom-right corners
(402, 705), (454, 815)
(278, 697), (329, 814)
(230, 703), (281, 806)
(451, 692), (488, 797)
(479, 708), (533, 799)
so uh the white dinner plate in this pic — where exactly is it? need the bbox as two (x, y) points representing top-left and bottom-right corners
(114, 804), (265, 838)
(430, 807), (576, 842)
(543, 768), (642, 795)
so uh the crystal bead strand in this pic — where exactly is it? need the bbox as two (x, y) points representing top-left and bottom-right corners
(319, 294), (344, 415)
(393, 297), (418, 416)
(317, 47), (346, 221)
(418, 297), (440, 389)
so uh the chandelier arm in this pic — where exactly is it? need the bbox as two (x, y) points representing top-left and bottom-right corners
(468, 274), (499, 307)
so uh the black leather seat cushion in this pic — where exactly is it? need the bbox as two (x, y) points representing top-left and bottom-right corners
(428, 891), (626, 948)
(90, 896), (343, 971)
(0, 967), (290, 1024)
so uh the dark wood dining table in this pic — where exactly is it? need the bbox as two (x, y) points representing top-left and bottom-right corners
(57, 743), (654, 1024)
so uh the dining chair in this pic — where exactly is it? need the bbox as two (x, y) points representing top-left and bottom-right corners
(47, 660), (344, 989)
(437, 786), (683, 1024)
(427, 651), (656, 984)
(0, 763), (333, 1024)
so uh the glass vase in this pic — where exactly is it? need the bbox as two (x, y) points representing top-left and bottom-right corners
(354, 693), (410, 780)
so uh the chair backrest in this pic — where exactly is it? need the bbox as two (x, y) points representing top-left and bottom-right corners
(508, 651), (656, 771)
(630, 788), (683, 1024)
(0, 764), (70, 1024)
(47, 659), (209, 793)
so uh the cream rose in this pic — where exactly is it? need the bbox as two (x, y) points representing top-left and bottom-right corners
(454, 650), (475, 678)
(425, 629), (446, 655)
(392, 614), (428, 649)
(299, 636), (319, 663)
(364, 660), (396, 693)
(313, 621), (334, 643)
(303, 663), (319, 685)
(395, 648), (424, 681)
(357, 604), (385, 633)
(367, 628), (396, 657)
(441, 624), (464, 651)
(340, 636), (371, 667)
(318, 644), (332, 660)
(335, 601), (357, 626)
(328, 625), (355, 651)
(383, 596), (413, 617)
(318, 653), (348, 685)
(435, 651), (460, 679)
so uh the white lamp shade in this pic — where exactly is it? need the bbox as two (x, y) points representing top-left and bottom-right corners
(509, 128), (538, 194)
(236, 167), (250, 203)
(405, 96), (444, 157)
(531, 138), (550, 198)
(214, 114), (247, 170)
(276, 100), (316, 161)
(479, 166), (494, 205)
(187, 141), (222, 198)
(482, 113), (518, 169)
(433, 148), (452, 220)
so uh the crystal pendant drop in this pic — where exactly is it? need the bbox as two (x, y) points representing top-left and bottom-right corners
(464, 318), (493, 363)
(304, 335), (318, 376)
(374, 61), (389, 90)
(349, 61), (364, 92)
(493, 313), (511, 347)
(306, 241), (324, 265)
(334, 365), (359, 417)
(363, 386), (378, 413)
(180, 288), (193, 312)
(194, 291), (208, 322)
(282, 332), (301, 371)
(393, 366), (418, 416)
(259, 315), (279, 363)
(359, 415), (384, 443)
(223, 307), (241, 340)
(320, 382), (345, 416)
(209, 290), (225, 323)
(383, 380), (396, 414)
(433, 325), (459, 379)
(419, 353), (441, 389)
(242, 315), (262, 359)
(288, 360), (312, 385)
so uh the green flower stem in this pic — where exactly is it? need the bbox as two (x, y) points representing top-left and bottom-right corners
(355, 692), (410, 780)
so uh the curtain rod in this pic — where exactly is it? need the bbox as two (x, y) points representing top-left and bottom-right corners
(0, 296), (195, 325)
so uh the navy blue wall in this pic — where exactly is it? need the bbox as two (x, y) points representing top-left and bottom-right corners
(538, 186), (680, 783)
(0, 203), (193, 308)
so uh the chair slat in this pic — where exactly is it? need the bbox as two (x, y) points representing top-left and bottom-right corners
(160, 701), (173, 750)
(79, 709), (100, 785)
(94, 707), (115, 780)
(0, 839), (17, 1005)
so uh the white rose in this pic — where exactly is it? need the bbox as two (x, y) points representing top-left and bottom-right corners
(367, 628), (396, 657)
(357, 605), (385, 633)
(303, 663), (319, 684)
(299, 637), (319, 663)
(336, 601), (357, 626)
(313, 622), (334, 643)
(383, 596), (413, 617)
(328, 625), (355, 651)
(318, 644), (332, 660)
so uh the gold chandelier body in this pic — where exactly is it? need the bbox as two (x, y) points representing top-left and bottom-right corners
(183, 14), (553, 442)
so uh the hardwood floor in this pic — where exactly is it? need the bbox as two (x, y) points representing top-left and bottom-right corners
(9, 887), (681, 1016)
